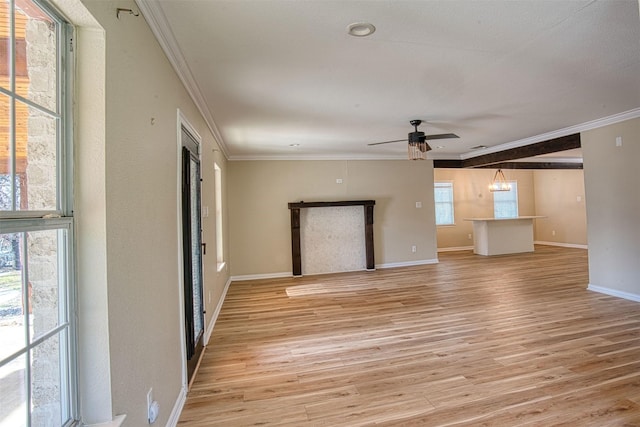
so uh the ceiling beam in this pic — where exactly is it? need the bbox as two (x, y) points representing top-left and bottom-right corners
(433, 133), (581, 169)
(432, 160), (464, 169)
(462, 133), (581, 168)
(474, 162), (583, 170)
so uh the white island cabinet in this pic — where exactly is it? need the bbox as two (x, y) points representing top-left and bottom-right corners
(464, 216), (545, 256)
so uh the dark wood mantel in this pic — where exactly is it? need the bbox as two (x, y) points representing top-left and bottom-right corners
(288, 200), (375, 276)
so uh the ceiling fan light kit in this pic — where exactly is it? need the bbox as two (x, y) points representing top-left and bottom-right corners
(408, 141), (430, 160)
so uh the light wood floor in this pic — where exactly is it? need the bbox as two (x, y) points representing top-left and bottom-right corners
(178, 246), (640, 426)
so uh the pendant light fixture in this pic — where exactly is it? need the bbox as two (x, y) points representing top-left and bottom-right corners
(489, 169), (511, 192)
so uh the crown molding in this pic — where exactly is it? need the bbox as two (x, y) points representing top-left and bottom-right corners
(135, 0), (229, 159)
(461, 107), (640, 161)
(227, 154), (408, 161)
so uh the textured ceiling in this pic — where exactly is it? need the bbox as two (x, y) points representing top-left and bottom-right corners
(141, 0), (640, 160)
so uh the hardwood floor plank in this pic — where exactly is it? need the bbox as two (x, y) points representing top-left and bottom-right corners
(178, 246), (640, 426)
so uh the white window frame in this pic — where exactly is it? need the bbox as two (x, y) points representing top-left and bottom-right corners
(434, 181), (455, 226)
(493, 181), (519, 219)
(0, 0), (77, 425)
(214, 163), (225, 271)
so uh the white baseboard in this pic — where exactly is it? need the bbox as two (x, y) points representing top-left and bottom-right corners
(205, 276), (232, 345)
(587, 284), (640, 303)
(437, 246), (474, 253)
(534, 241), (588, 250)
(82, 414), (126, 427)
(165, 385), (187, 427)
(376, 258), (439, 269)
(230, 272), (292, 281)
(231, 260), (444, 279)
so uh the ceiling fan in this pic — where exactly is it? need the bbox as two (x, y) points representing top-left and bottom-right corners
(368, 120), (459, 160)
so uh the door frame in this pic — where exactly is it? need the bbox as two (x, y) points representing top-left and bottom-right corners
(176, 109), (203, 390)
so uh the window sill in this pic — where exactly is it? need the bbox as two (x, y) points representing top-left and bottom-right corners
(217, 261), (226, 273)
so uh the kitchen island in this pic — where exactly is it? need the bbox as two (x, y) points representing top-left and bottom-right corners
(464, 216), (545, 256)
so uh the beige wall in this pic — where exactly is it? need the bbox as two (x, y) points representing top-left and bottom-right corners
(433, 168), (588, 249)
(582, 117), (640, 298)
(228, 160), (438, 276)
(533, 169), (587, 245)
(62, 0), (231, 425)
(433, 169), (536, 249)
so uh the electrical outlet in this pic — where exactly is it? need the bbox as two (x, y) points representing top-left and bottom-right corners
(411, 245), (417, 253)
(552, 230), (556, 236)
(468, 234), (472, 240)
(147, 388), (159, 424)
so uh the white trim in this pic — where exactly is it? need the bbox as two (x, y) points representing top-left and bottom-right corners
(204, 276), (232, 344)
(534, 241), (588, 250)
(437, 246), (474, 252)
(461, 107), (640, 161)
(231, 272), (293, 281)
(175, 109), (203, 393)
(165, 386), (187, 427)
(178, 109), (202, 145)
(587, 284), (640, 303)
(135, 0), (229, 159)
(82, 414), (126, 427)
(228, 154), (407, 161)
(376, 258), (439, 269)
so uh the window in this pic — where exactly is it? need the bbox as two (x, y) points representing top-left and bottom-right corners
(214, 163), (224, 270)
(434, 182), (455, 225)
(493, 182), (518, 218)
(0, 1), (76, 426)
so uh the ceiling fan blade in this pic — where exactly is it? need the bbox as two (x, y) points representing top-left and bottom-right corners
(367, 139), (408, 146)
(424, 133), (459, 141)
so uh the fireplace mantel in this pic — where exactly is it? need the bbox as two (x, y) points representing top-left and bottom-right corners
(288, 200), (375, 276)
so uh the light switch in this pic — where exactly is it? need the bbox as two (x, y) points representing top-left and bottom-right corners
(336, 178), (343, 184)
(415, 201), (422, 208)
(616, 136), (623, 147)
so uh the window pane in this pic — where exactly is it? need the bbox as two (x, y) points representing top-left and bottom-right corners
(0, 2), (11, 90)
(16, 99), (57, 211)
(15, 1), (57, 113)
(31, 331), (69, 426)
(434, 183), (454, 225)
(436, 204), (453, 225)
(493, 182), (518, 219)
(1, 92), (12, 211)
(190, 158), (203, 339)
(27, 229), (63, 343)
(0, 352), (28, 427)
(0, 233), (25, 362)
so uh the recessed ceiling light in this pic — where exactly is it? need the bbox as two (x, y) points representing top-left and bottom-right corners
(347, 22), (376, 37)
(471, 145), (488, 150)
(436, 145), (444, 149)
(289, 144), (300, 147)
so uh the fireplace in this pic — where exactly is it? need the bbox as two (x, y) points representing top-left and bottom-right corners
(288, 200), (375, 276)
